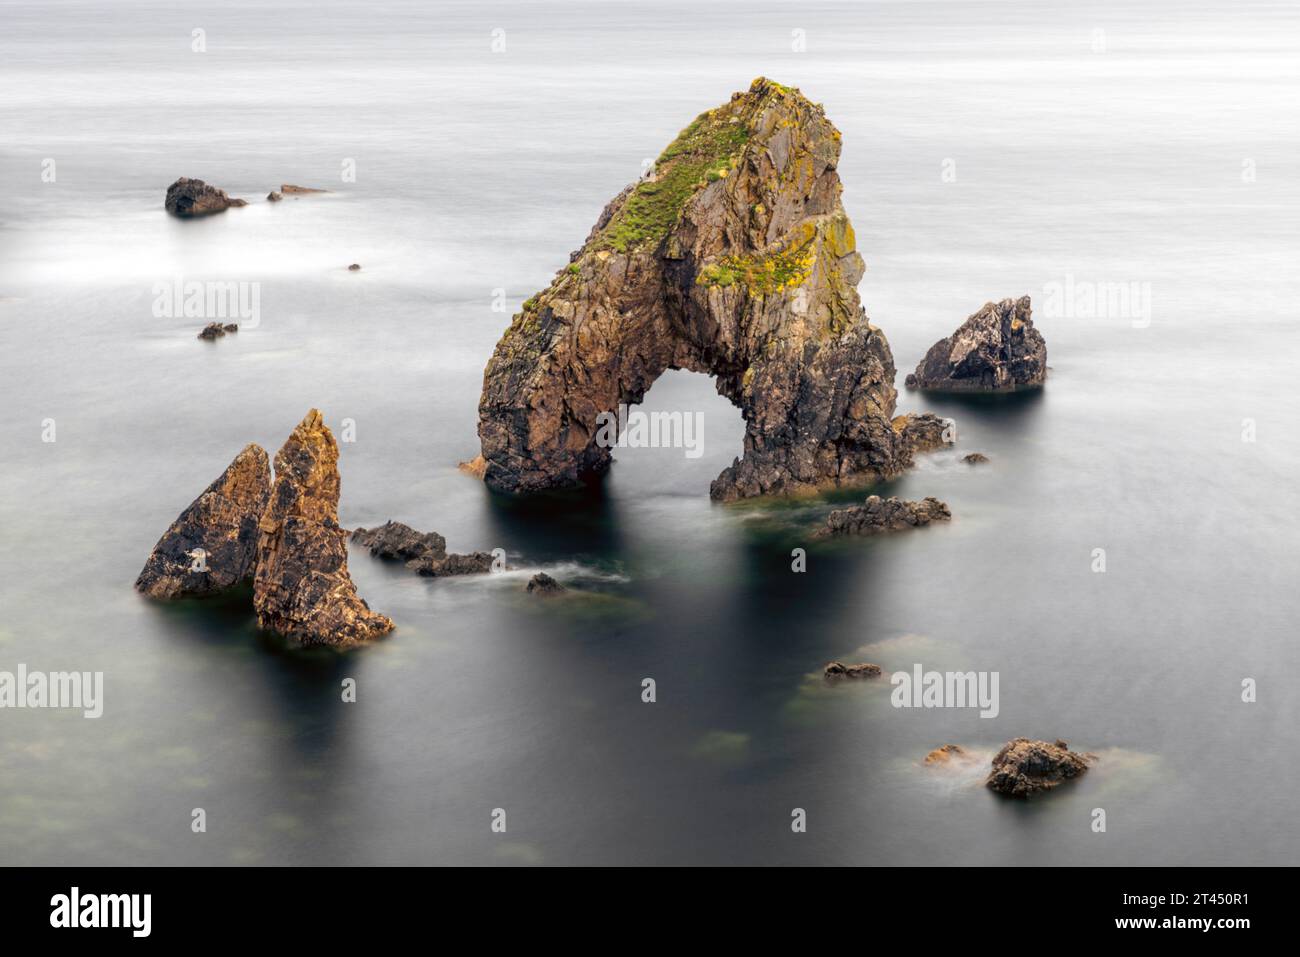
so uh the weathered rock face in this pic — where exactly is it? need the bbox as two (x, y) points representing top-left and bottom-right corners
(135, 445), (272, 599)
(477, 78), (924, 502)
(986, 738), (1094, 797)
(350, 521), (494, 577)
(819, 495), (951, 537)
(906, 296), (1046, 392)
(253, 410), (393, 646)
(823, 660), (881, 679)
(165, 178), (247, 217)
(197, 322), (238, 340)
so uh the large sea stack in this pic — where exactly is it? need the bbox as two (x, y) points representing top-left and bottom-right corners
(475, 78), (936, 502)
(253, 410), (393, 646)
(134, 444), (272, 599)
(906, 296), (1046, 392)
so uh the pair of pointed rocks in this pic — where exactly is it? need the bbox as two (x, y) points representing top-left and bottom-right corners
(134, 409), (392, 647)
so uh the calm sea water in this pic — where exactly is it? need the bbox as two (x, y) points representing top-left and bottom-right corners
(2, 0), (1298, 865)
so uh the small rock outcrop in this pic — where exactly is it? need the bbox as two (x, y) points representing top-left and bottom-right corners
(906, 296), (1046, 392)
(267, 191), (283, 202)
(197, 322), (238, 340)
(986, 738), (1094, 797)
(350, 521), (494, 578)
(165, 178), (248, 217)
(134, 445), (272, 599)
(924, 744), (971, 766)
(281, 184), (328, 194)
(526, 572), (566, 596)
(819, 495), (950, 537)
(823, 660), (881, 679)
(962, 452), (989, 464)
(253, 410), (393, 647)
(347, 263), (362, 271)
(476, 78), (940, 502)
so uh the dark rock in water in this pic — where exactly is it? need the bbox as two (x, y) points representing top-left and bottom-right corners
(197, 322), (239, 340)
(165, 177), (248, 217)
(281, 184), (328, 194)
(820, 495), (950, 537)
(135, 444), (272, 599)
(986, 738), (1094, 797)
(267, 191), (283, 202)
(823, 660), (881, 679)
(411, 551), (494, 577)
(962, 452), (989, 464)
(526, 572), (566, 595)
(347, 263), (362, 271)
(907, 296), (1046, 392)
(893, 412), (953, 455)
(476, 78), (928, 502)
(223, 323), (238, 333)
(253, 410), (393, 647)
(351, 521), (447, 564)
(350, 521), (493, 577)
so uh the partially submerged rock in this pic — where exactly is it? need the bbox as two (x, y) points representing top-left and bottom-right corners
(924, 744), (971, 766)
(892, 412), (953, 455)
(253, 410), (393, 647)
(526, 572), (566, 596)
(165, 177), (247, 217)
(907, 296), (1046, 392)
(350, 521), (493, 578)
(819, 495), (950, 537)
(823, 660), (881, 679)
(476, 78), (934, 502)
(281, 184), (328, 194)
(267, 191), (283, 202)
(347, 263), (362, 271)
(986, 738), (1094, 797)
(135, 445), (272, 599)
(962, 452), (989, 464)
(197, 322), (238, 340)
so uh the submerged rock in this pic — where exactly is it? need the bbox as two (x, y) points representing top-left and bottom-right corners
(253, 410), (393, 647)
(962, 452), (989, 464)
(165, 177), (248, 217)
(347, 263), (362, 271)
(907, 296), (1046, 392)
(135, 445), (272, 599)
(267, 191), (283, 202)
(281, 184), (328, 194)
(823, 660), (881, 679)
(350, 521), (493, 578)
(477, 78), (931, 502)
(986, 738), (1094, 797)
(820, 495), (950, 537)
(526, 572), (566, 595)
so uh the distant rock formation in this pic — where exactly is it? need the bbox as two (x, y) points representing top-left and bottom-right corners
(165, 178), (248, 217)
(906, 296), (1046, 392)
(350, 521), (494, 578)
(986, 738), (1094, 797)
(281, 184), (328, 194)
(526, 572), (566, 595)
(819, 495), (950, 537)
(267, 191), (283, 202)
(962, 452), (989, 464)
(135, 445), (272, 599)
(197, 322), (238, 340)
(347, 263), (362, 271)
(252, 411), (393, 646)
(476, 78), (940, 502)
(823, 660), (881, 679)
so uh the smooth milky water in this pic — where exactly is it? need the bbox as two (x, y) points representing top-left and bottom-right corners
(1, 0), (1298, 864)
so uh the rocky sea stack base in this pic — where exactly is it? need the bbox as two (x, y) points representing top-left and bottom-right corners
(350, 521), (493, 577)
(986, 738), (1094, 797)
(906, 296), (1046, 392)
